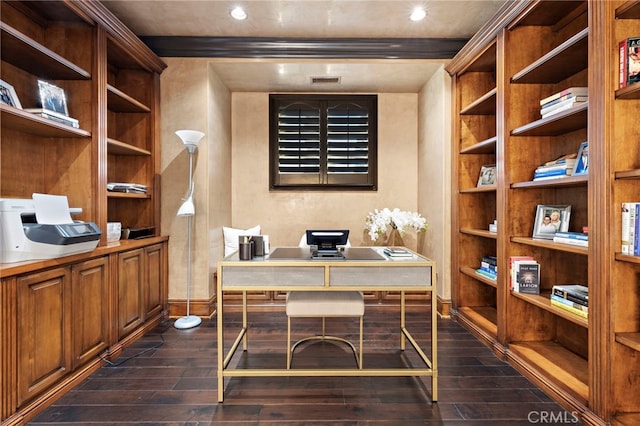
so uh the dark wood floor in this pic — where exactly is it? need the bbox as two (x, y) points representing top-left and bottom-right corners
(30, 305), (580, 425)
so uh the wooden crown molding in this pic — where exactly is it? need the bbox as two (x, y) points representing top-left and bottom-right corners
(139, 36), (469, 59)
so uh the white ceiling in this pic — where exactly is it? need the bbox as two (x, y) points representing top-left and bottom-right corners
(102, 0), (506, 92)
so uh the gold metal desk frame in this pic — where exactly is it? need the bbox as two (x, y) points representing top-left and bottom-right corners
(216, 247), (438, 403)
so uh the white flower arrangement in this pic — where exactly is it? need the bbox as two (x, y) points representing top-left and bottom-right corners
(364, 208), (428, 242)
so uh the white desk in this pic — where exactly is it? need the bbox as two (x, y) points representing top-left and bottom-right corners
(216, 246), (437, 403)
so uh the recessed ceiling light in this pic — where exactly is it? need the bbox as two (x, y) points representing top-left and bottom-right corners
(410, 7), (426, 21)
(230, 6), (247, 20)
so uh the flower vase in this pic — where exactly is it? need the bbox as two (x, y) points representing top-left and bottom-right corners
(385, 228), (405, 247)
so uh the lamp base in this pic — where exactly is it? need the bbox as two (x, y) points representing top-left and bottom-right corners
(174, 315), (202, 329)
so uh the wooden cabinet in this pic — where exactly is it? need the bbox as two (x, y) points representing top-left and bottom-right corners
(0, 0), (165, 241)
(448, 1), (640, 424)
(16, 267), (72, 406)
(117, 243), (165, 339)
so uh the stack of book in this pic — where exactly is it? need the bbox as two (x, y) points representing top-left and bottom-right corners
(550, 284), (588, 319)
(553, 231), (588, 247)
(476, 255), (497, 280)
(107, 182), (148, 194)
(383, 246), (413, 258)
(25, 108), (79, 128)
(539, 87), (588, 118)
(621, 202), (640, 256)
(509, 256), (540, 294)
(619, 37), (640, 88)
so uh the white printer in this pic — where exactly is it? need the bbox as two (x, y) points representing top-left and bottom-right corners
(0, 197), (101, 263)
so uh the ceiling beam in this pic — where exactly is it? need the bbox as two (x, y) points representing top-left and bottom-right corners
(140, 36), (469, 59)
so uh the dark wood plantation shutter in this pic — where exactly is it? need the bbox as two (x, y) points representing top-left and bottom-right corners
(270, 94), (377, 190)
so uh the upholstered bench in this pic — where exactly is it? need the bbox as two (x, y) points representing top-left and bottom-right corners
(286, 290), (364, 369)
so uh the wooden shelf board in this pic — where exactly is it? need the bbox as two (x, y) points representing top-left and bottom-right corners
(511, 28), (588, 84)
(511, 102), (588, 136)
(1, 104), (90, 138)
(512, 1), (586, 27)
(616, 333), (640, 352)
(512, 292), (588, 327)
(616, 1), (640, 19)
(462, 42), (496, 73)
(460, 185), (497, 193)
(107, 138), (151, 156)
(509, 341), (589, 403)
(616, 82), (640, 99)
(615, 169), (640, 180)
(107, 192), (151, 199)
(460, 88), (497, 115)
(511, 175), (588, 188)
(460, 228), (498, 239)
(614, 253), (640, 264)
(107, 85), (151, 113)
(1, 23), (90, 80)
(461, 266), (498, 288)
(510, 236), (588, 255)
(460, 136), (497, 154)
(457, 306), (498, 337)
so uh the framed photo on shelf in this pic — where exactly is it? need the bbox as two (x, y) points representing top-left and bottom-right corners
(477, 164), (496, 187)
(533, 204), (571, 240)
(37, 80), (69, 116)
(0, 79), (22, 109)
(572, 141), (589, 176)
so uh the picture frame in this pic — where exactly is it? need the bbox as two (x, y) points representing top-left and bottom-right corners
(572, 141), (589, 176)
(0, 79), (22, 109)
(533, 204), (571, 239)
(477, 164), (497, 187)
(37, 80), (69, 116)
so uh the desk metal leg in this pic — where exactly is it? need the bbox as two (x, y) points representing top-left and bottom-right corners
(217, 268), (224, 402)
(400, 291), (406, 351)
(242, 291), (248, 351)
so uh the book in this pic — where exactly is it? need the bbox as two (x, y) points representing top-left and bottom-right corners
(553, 236), (588, 247)
(107, 182), (148, 193)
(533, 168), (572, 179)
(552, 284), (588, 305)
(544, 152), (578, 166)
(630, 203), (637, 256)
(509, 256), (536, 292)
(622, 203), (631, 254)
(535, 160), (577, 173)
(550, 297), (588, 319)
(554, 231), (588, 241)
(541, 100), (587, 118)
(383, 247), (413, 257)
(550, 294), (588, 313)
(25, 108), (80, 128)
(636, 203), (640, 256)
(476, 268), (497, 281)
(540, 95), (588, 115)
(539, 87), (588, 106)
(517, 262), (540, 294)
(619, 37), (640, 88)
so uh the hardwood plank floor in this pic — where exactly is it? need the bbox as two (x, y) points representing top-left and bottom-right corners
(29, 306), (581, 425)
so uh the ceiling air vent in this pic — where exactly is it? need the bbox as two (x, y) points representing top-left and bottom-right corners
(311, 76), (341, 84)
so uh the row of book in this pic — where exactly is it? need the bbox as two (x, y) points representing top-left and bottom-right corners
(533, 153), (577, 181)
(26, 107), (79, 128)
(621, 202), (640, 256)
(107, 182), (148, 194)
(383, 246), (413, 258)
(553, 231), (588, 247)
(619, 36), (640, 89)
(509, 256), (540, 294)
(475, 255), (497, 281)
(550, 284), (588, 319)
(539, 87), (587, 119)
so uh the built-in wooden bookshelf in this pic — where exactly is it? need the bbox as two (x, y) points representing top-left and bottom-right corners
(0, 1), (168, 423)
(448, 1), (640, 425)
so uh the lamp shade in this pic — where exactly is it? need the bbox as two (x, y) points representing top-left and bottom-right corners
(177, 195), (195, 216)
(176, 130), (205, 148)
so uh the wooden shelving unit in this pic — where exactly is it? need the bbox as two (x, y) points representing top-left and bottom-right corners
(0, 1), (168, 423)
(448, 1), (640, 424)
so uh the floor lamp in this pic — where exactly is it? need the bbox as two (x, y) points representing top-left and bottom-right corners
(174, 129), (205, 330)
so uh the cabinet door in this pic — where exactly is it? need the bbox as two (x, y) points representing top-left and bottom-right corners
(71, 257), (109, 369)
(144, 243), (164, 320)
(17, 267), (71, 405)
(118, 248), (145, 339)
